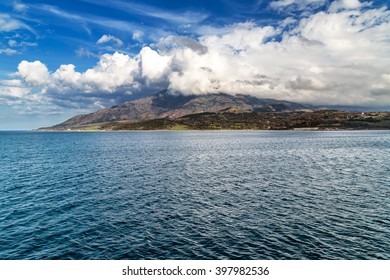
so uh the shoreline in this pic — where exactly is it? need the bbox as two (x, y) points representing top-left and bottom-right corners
(33, 127), (390, 132)
(38, 111), (390, 132)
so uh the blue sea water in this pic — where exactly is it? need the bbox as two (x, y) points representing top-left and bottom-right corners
(0, 130), (389, 260)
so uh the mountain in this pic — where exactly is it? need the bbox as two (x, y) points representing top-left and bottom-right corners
(98, 111), (390, 131)
(45, 90), (312, 130)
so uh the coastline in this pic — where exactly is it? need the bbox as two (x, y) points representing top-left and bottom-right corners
(37, 111), (390, 132)
(33, 127), (390, 132)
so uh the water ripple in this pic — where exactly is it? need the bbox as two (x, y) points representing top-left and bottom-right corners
(0, 131), (389, 259)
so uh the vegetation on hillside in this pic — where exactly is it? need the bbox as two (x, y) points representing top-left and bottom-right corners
(70, 111), (390, 131)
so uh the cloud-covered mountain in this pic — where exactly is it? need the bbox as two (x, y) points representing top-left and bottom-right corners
(49, 90), (311, 129)
(1, 0), (390, 130)
(4, 0), (389, 114)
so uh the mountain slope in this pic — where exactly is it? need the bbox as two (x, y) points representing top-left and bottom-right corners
(48, 90), (312, 129)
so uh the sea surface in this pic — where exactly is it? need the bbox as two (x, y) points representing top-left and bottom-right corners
(0, 130), (389, 260)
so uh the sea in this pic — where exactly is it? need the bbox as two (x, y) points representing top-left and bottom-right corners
(0, 130), (389, 260)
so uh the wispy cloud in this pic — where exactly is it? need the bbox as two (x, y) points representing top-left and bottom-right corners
(76, 47), (99, 58)
(81, 0), (208, 25)
(31, 4), (168, 41)
(270, 0), (326, 8)
(97, 35), (123, 46)
(269, 0), (327, 15)
(7, 39), (37, 48)
(0, 13), (37, 55)
(0, 48), (17, 55)
(132, 31), (144, 42)
(329, 0), (372, 12)
(8, 39), (17, 47)
(0, 13), (35, 34)
(13, 1), (28, 13)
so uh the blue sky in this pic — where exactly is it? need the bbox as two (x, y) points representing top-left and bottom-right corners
(1, 0), (390, 129)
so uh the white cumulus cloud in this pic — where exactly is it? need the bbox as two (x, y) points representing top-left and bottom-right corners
(6, 0), (390, 108)
(139, 47), (170, 84)
(18, 60), (50, 86)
